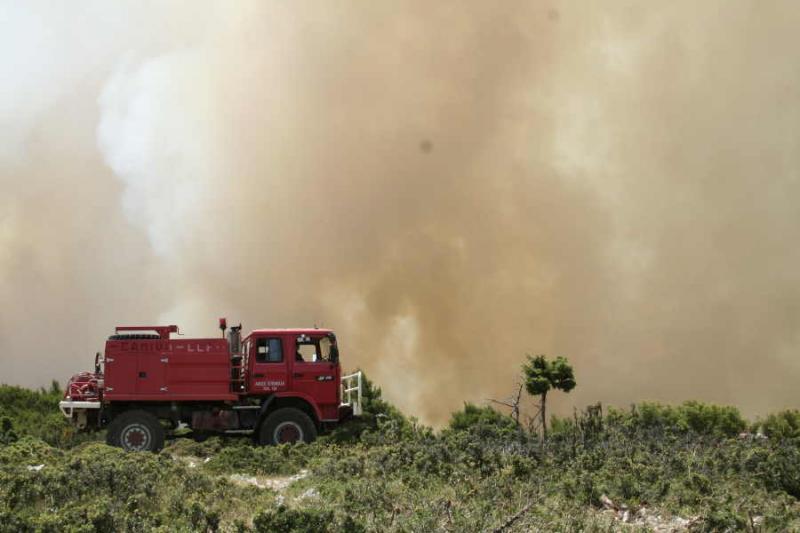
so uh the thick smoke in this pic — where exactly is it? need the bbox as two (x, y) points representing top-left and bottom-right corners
(1, 1), (799, 424)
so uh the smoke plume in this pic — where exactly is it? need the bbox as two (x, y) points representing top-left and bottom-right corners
(2, 1), (800, 424)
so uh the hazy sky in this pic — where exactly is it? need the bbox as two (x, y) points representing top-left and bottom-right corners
(2, 1), (799, 424)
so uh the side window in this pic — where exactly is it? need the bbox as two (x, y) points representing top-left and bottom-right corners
(256, 337), (283, 363)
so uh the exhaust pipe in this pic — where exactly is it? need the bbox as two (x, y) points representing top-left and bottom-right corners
(227, 324), (242, 354)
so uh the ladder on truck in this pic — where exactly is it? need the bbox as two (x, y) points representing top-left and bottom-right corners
(340, 371), (363, 416)
(230, 353), (246, 392)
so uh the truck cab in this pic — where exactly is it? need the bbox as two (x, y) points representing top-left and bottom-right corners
(245, 329), (343, 422)
(59, 321), (362, 452)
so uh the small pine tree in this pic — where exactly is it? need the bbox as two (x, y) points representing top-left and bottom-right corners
(523, 355), (576, 439)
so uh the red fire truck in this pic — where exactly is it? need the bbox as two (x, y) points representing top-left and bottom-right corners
(59, 319), (362, 452)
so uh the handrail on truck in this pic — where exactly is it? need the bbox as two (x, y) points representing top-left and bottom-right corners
(340, 371), (363, 416)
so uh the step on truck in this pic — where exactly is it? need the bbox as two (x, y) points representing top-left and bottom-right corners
(59, 319), (362, 452)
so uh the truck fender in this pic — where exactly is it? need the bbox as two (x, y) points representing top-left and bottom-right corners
(257, 392), (323, 426)
(274, 391), (323, 422)
(258, 395), (276, 418)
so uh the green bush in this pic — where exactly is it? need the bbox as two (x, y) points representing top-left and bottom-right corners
(252, 506), (364, 532)
(678, 401), (747, 436)
(757, 410), (800, 440)
(445, 403), (518, 439)
(606, 401), (747, 437)
(0, 383), (97, 447)
(204, 442), (312, 476)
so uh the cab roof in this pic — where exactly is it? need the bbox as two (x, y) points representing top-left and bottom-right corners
(247, 328), (333, 336)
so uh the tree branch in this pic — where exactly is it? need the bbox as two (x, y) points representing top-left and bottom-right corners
(492, 501), (533, 533)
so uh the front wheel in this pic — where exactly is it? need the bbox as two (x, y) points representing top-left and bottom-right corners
(106, 410), (165, 452)
(258, 408), (317, 445)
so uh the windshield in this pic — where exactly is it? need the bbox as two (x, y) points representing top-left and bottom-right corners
(295, 335), (336, 363)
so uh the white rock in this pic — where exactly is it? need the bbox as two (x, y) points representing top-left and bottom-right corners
(297, 488), (319, 500)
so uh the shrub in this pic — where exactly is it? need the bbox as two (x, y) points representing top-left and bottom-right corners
(606, 401), (746, 437)
(259, 507), (366, 532)
(445, 403), (518, 439)
(678, 401), (747, 436)
(757, 410), (800, 440)
(0, 383), (96, 447)
(204, 442), (312, 476)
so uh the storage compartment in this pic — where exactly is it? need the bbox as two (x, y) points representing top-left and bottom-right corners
(104, 337), (237, 401)
(165, 341), (232, 396)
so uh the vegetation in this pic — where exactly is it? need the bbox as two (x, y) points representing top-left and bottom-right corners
(754, 409), (800, 440)
(0, 382), (92, 448)
(605, 401), (748, 438)
(1, 376), (800, 531)
(445, 403), (518, 440)
(523, 354), (576, 438)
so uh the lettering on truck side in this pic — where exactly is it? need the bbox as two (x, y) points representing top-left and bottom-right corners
(119, 341), (173, 352)
(255, 380), (286, 391)
(116, 342), (218, 352)
(187, 343), (213, 352)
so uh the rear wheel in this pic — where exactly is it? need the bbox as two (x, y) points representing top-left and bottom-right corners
(258, 408), (317, 445)
(106, 410), (165, 452)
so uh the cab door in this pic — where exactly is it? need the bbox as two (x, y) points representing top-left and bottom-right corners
(248, 335), (289, 394)
(291, 335), (339, 409)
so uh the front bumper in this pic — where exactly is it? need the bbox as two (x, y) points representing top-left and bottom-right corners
(59, 400), (101, 418)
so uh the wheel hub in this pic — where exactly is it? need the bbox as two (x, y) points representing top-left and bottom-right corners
(121, 423), (152, 451)
(274, 422), (303, 444)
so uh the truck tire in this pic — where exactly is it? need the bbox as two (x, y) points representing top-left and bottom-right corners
(106, 410), (165, 452)
(258, 408), (317, 445)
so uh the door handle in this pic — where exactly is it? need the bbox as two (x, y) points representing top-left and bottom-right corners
(138, 371), (147, 378)
(293, 373), (303, 378)
(253, 373), (264, 377)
